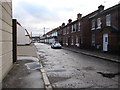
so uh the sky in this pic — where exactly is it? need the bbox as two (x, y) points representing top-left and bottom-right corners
(12, 0), (120, 36)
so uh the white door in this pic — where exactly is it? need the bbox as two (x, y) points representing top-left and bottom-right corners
(103, 34), (108, 51)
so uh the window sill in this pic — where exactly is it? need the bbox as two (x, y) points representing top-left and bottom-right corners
(106, 25), (111, 26)
(96, 27), (101, 29)
(91, 28), (95, 30)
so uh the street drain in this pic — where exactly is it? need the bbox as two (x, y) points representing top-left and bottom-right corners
(47, 70), (66, 72)
(25, 62), (41, 70)
(97, 72), (120, 78)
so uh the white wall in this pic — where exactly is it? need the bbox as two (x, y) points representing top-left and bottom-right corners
(0, 0), (13, 84)
(17, 24), (26, 45)
(26, 36), (31, 45)
(17, 24), (31, 45)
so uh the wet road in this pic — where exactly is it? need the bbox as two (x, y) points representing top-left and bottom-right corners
(35, 43), (120, 88)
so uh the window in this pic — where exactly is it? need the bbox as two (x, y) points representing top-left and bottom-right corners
(63, 28), (66, 35)
(97, 18), (101, 29)
(92, 34), (95, 46)
(76, 36), (78, 44)
(72, 24), (76, 32)
(106, 14), (111, 26)
(67, 26), (69, 34)
(71, 36), (74, 45)
(78, 22), (80, 31)
(105, 37), (108, 42)
(76, 36), (79, 47)
(66, 37), (68, 45)
(91, 19), (95, 30)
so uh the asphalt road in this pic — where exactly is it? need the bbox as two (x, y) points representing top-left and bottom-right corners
(35, 43), (120, 88)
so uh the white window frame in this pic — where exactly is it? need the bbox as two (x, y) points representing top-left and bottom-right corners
(78, 22), (80, 31)
(106, 14), (111, 26)
(75, 36), (79, 47)
(67, 26), (69, 34)
(72, 24), (76, 32)
(91, 19), (95, 30)
(71, 36), (74, 45)
(76, 36), (78, 44)
(63, 28), (66, 35)
(97, 18), (101, 29)
(92, 34), (95, 46)
(66, 37), (68, 45)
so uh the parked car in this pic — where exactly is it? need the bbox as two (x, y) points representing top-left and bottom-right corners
(51, 42), (62, 49)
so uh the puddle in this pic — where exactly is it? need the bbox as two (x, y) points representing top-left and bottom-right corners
(48, 76), (70, 83)
(82, 66), (95, 71)
(47, 69), (66, 72)
(25, 62), (42, 70)
(38, 50), (45, 53)
(97, 72), (120, 78)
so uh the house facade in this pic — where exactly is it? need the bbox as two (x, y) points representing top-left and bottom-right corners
(46, 4), (120, 54)
(0, 0), (13, 84)
(90, 4), (120, 53)
(45, 27), (59, 44)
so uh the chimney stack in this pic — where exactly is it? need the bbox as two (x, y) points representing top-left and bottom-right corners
(98, 5), (104, 11)
(62, 23), (65, 26)
(68, 19), (72, 23)
(77, 13), (82, 19)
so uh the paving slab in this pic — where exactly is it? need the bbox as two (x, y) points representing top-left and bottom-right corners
(2, 44), (45, 89)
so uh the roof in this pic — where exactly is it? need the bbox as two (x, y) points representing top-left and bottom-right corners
(46, 27), (60, 35)
(89, 3), (120, 19)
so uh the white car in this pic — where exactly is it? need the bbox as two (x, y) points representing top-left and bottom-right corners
(51, 42), (62, 49)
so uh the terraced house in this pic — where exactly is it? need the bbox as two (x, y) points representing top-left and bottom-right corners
(0, 0), (14, 86)
(46, 4), (120, 54)
(90, 4), (120, 54)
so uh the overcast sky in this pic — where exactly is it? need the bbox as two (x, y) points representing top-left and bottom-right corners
(12, 0), (120, 36)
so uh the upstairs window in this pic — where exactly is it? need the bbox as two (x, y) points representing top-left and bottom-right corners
(72, 24), (76, 32)
(63, 28), (66, 35)
(106, 14), (111, 26)
(97, 18), (101, 29)
(91, 19), (95, 30)
(78, 22), (81, 31)
(67, 26), (69, 34)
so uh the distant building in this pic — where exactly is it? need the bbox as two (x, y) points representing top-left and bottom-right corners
(45, 27), (59, 44)
(31, 36), (40, 43)
(16, 21), (31, 45)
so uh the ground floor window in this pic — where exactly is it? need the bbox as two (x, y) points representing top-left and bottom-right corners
(66, 37), (68, 46)
(71, 36), (74, 45)
(75, 36), (79, 47)
(92, 34), (95, 46)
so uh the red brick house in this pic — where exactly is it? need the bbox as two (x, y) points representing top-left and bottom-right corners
(90, 4), (120, 53)
(47, 4), (120, 54)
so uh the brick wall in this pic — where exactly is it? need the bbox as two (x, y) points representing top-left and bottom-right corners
(0, 0), (12, 84)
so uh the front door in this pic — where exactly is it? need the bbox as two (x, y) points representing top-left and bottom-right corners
(103, 34), (108, 51)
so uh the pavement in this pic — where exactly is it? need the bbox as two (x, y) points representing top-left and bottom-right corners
(2, 44), (52, 90)
(63, 47), (120, 63)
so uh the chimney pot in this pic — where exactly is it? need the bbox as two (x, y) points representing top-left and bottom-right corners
(62, 23), (65, 26)
(98, 5), (104, 11)
(77, 13), (82, 19)
(68, 19), (72, 23)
